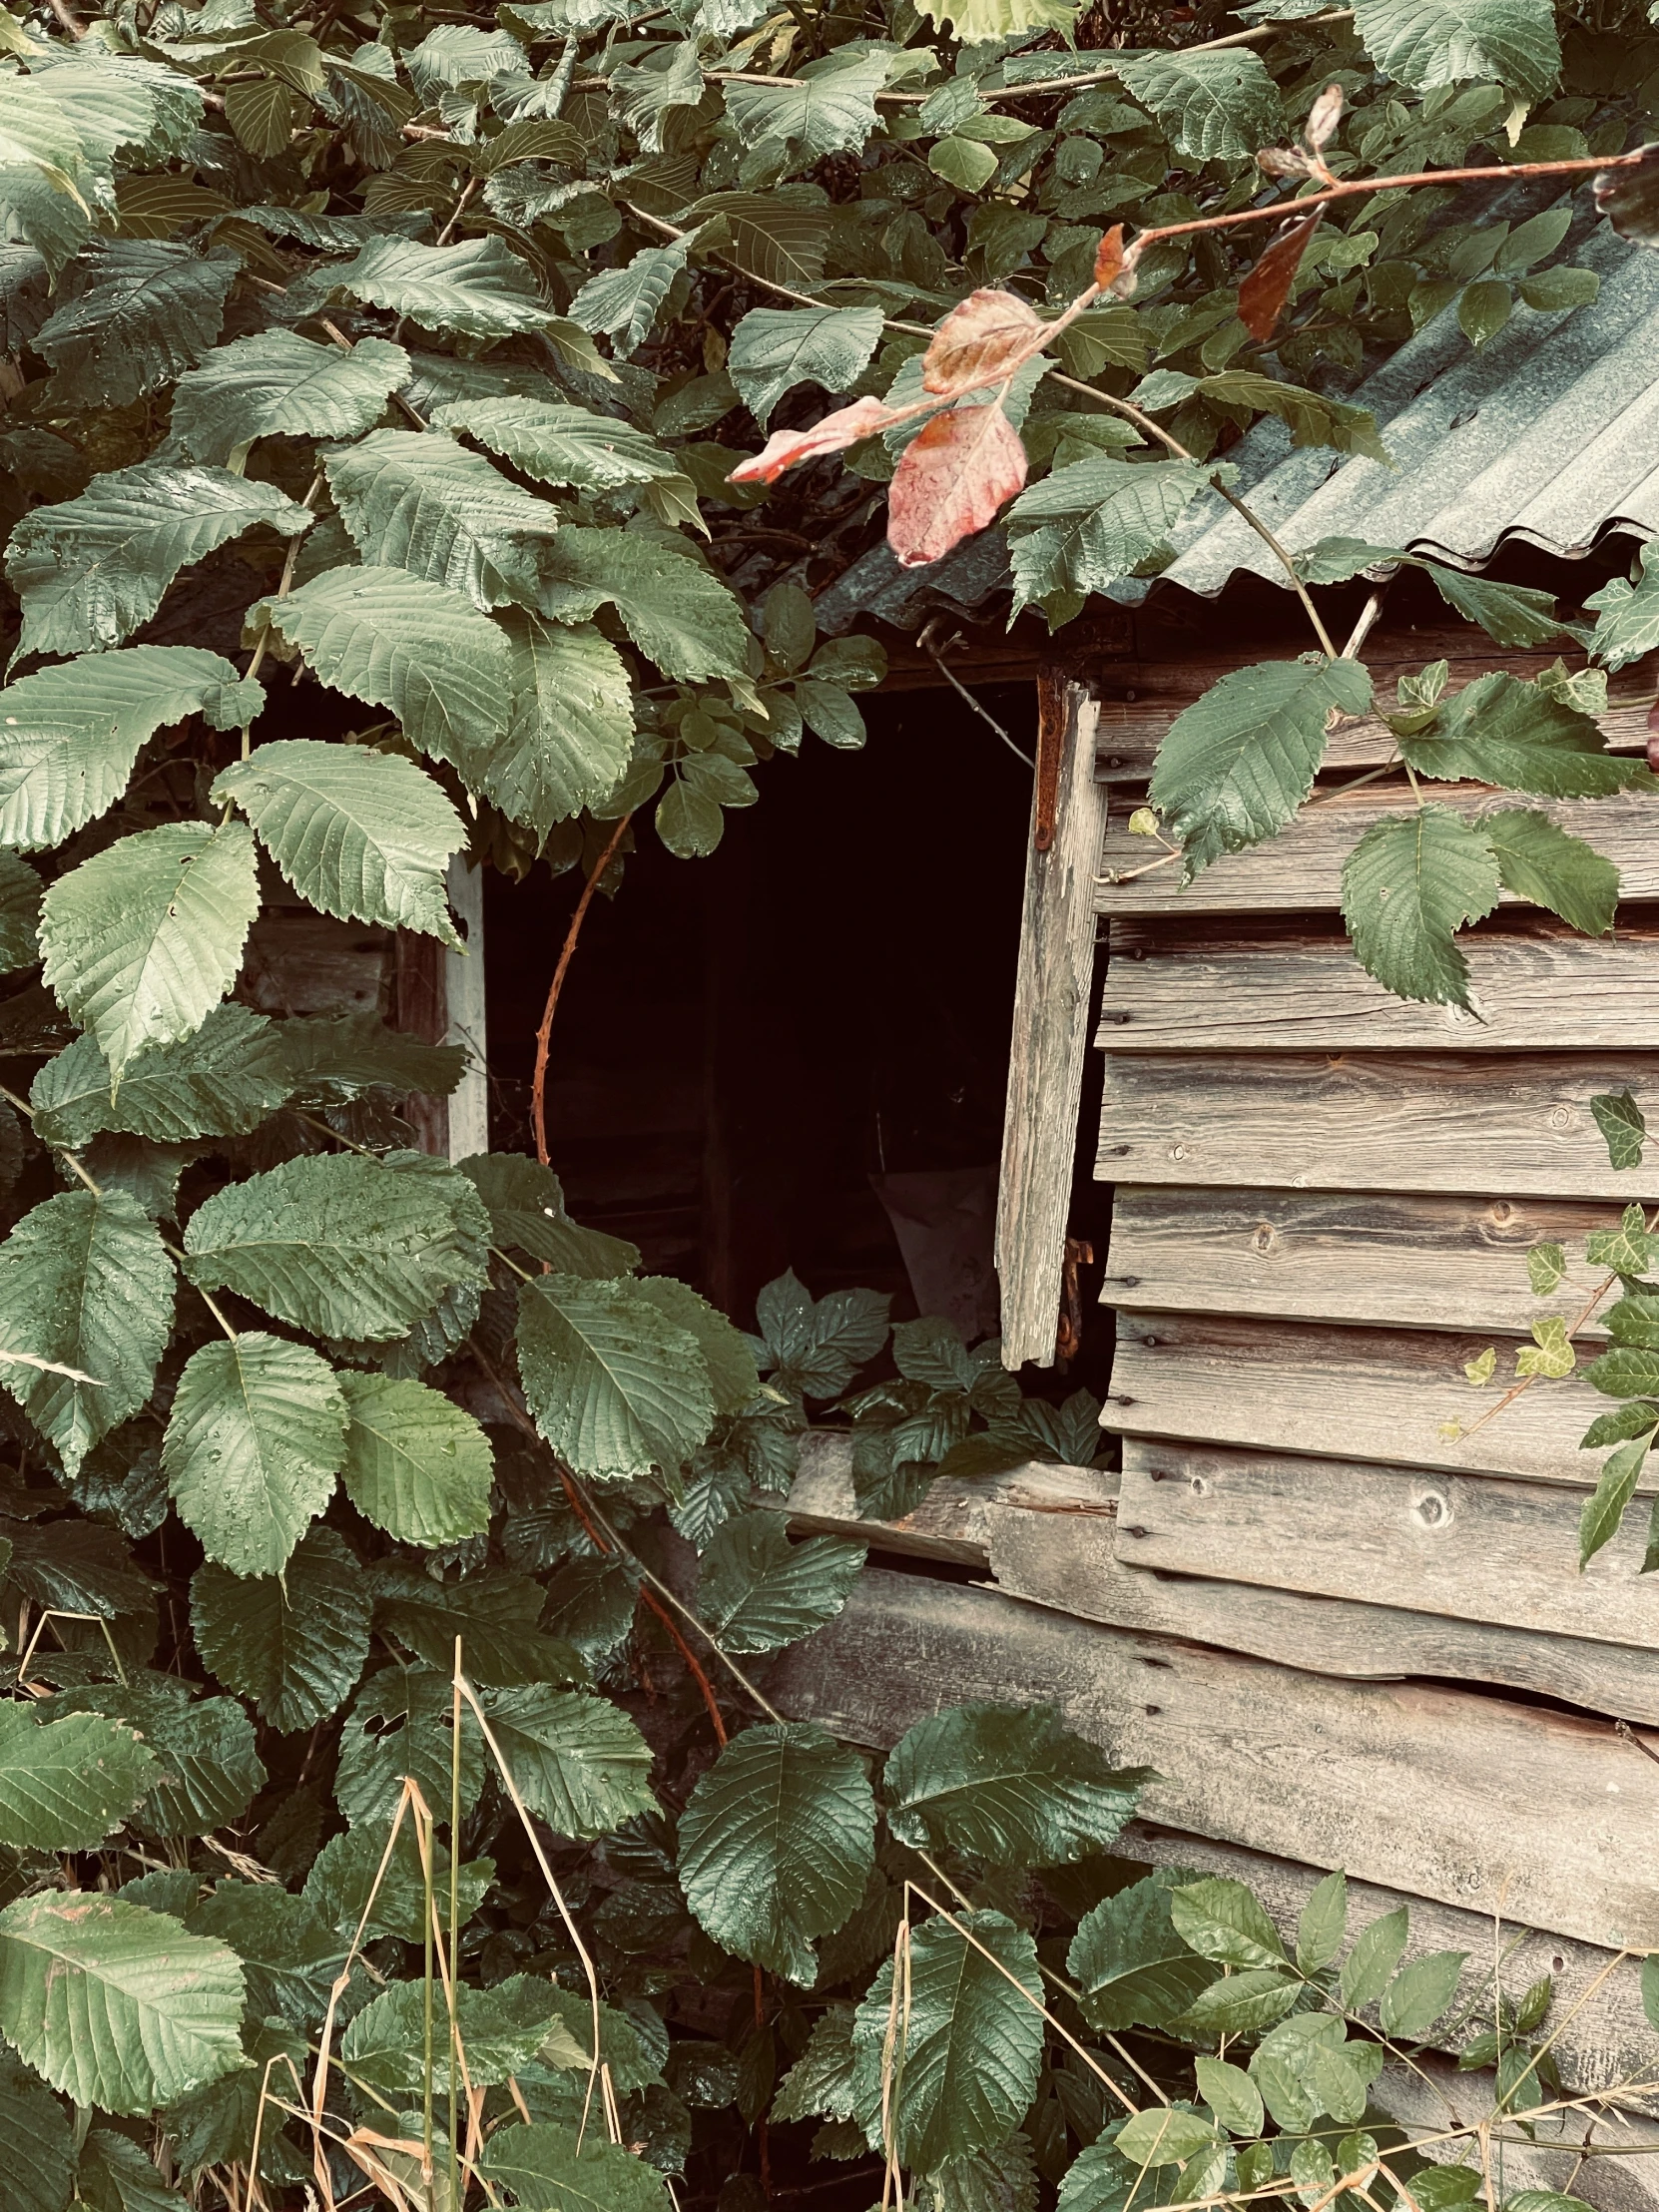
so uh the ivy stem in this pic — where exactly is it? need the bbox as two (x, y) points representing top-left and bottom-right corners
(530, 811), (633, 1170)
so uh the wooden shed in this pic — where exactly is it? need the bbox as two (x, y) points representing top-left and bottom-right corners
(773, 220), (1659, 2133)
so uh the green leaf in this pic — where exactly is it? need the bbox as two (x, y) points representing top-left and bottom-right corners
(723, 52), (889, 169)
(1581, 1400), (1659, 1448)
(1590, 1089), (1646, 1171)
(6, 465), (308, 661)
(0, 850), (39, 974)
(678, 1721), (874, 1983)
(31, 1005), (291, 1147)
(458, 1152), (640, 1277)
(1057, 2125), (1202, 2212)
(0, 1893), (244, 2115)
(755, 1267), (890, 1396)
(184, 1152), (480, 1342)
(569, 238), (690, 358)
(1515, 1315), (1576, 1378)
(1172, 1966), (1302, 2035)
(1170, 1878), (1289, 1968)
(1585, 1206), (1656, 1279)
(1585, 1345), (1659, 1398)
(727, 305), (884, 430)
(184, 1882), (342, 2032)
(325, 428), (561, 613)
(1643, 1952), (1659, 2034)
(1199, 373), (1388, 462)
(1150, 657), (1372, 880)
(631, 1274), (761, 1414)
(1378, 1948), (1468, 2037)
(687, 191), (833, 290)
(773, 2004), (856, 2123)
(1351, 0), (1560, 97)
(303, 1819), (494, 1945)
(191, 1525), (371, 1731)
(432, 395), (684, 493)
(1585, 543), (1659, 673)
(1579, 1433), (1651, 1568)
(372, 1560), (580, 1686)
(338, 1371), (493, 1545)
(163, 1332), (347, 1578)
(0, 646), (260, 851)
(1114, 48), (1281, 159)
(224, 77), (295, 159)
(1418, 571), (1582, 653)
(517, 1272), (717, 1480)
(1458, 276), (1512, 349)
(1067, 1873), (1222, 2030)
(850, 1910), (1043, 2168)
(34, 241), (237, 409)
(1338, 1905), (1409, 2006)
(0, 1188), (173, 1474)
(1297, 1868), (1348, 1973)
(343, 1973), (562, 2095)
(1519, 265), (1600, 311)
(39, 820), (260, 1082)
(1481, 809), (1618, 935)
(0, 1700), (155, 1850)
(535, 529), (750, 682)
(928, 134), (999, 192)
(212, 738), (464, 946)
(333, 1663), (486, 1828)
(479, 2122), (671, 2212)
(1195, 2055), (1264, 2139)
(54, 1684), (265, 1840)
(479, 1686), (658, 1837)
(492, 611), (634, 836)
(1006, 458), (1208, 621)
(1340, 804), (1502, 1009)
(1115, 2107), (1221, 2167)
(279, 1011), (465, 1109)
(334, 234), (553, 338)
(260, 567), (512, 772)
(0, 2049), (74, 2212)
(884, 1702), (1147, 1869)
(696, 1511), (864, 1653)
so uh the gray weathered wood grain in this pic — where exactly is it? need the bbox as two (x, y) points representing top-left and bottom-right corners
(997, 681), (1108, 1369)
(1115, 1440), (1659, 1651)
(1105, 1312), (1613, 1485)
(1104, 1186), (1620, 1336)
(769, 1569), (1659, 1951)
(1096, 785), (1659, 916)
(1098, 919), (1659, 1052)
(1097, 1052), (1659, 1198)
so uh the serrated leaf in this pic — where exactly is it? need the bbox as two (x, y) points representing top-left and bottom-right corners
(1172, 1966), (1302, 2035)
(261, 566), (512, 771)
(851, 1910), (1043, 2167)
(1338, 1905), (1409, 2006)
(1352, 0), (1559, 97)
(1067, 1874), (1222, 2030)
(32, 1004), (290, 1147)
(163, 1332), (347, 1578)
(631, 1274), (760, 1414)
(303, 1819), (494, 1945)
(517, 1272), (717, 1480)
(1115, 48), (1282, 159)
(1481, 809), (1620, 935)
(171, 330), (410, 470)
(54, 1684), (265, 1839)
(1590, 1089), (1646, 1171)
(884, 1702), (1146, 1868)
(458, 1151), (640, 1276)
(773, 2003), (856, 2123)
(696, 1511), (863, 1654)
(192, 1524), (371, 1731)
(338, 1371), (493, 1544)
(11, 466), (295, 669)
(185, 1152), (480, 1342)
(372, 1559), (580, 1686)
(535, 528), (750, 681)
(492, 610), (634, 835)
(1579, 1432), (1651, 1568)
(1585, 542), (1659, 673)
(754, 1267), (890, 1396)
(333, 1662), (486, 1828)
(479, 2123), (671, 2212)
(1200, 371), (1388, 462)
(1341, 803), (1502, 1009)
(688, 190), (832, 288)
(1057, 2125), (1204, 2212)
(1116, 2107), (1221, 2167)
(727, 304), (884, 430)
(723, 53), (888, 168)
(184, 1882), (342, 2031)
(334, 233), (552, 338)
(344, 1974), (566, 2095)
(1170, 1878), (1289, 1968)
(212, 738), (463, 946)
(1378, 1948), (1468, 2037)
(0, 1893), (244, 2115)
(33, 241), (236, 409)
(1403, 673), (1640, 797)
(431, 395), (681, 497)
(1421, 566), (1580, 650)
(0, 2050), (74, 2212)
(678, 1721), (874, 1983)
(479, 1685), (657, 1837)
(1150, 657), (1373, 880)
(278, 1011), (465, 1108)
(325, 428), (561, 612)
(1007, 457), (1207, 620)
(0, 1700), (155, 1851)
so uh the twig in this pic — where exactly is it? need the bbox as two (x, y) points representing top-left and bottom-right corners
(530, 812), (632, 1168)
(918, 629), (1034, 768)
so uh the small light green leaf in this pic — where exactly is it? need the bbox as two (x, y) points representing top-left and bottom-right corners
(1464, 1346), (1497, 1386)
(1338, 1905), (1409, 2007)
(1378, 1948), (1468, 2038)
(1296, 1868), (1348, 1974)
(1170, 1877), (1288, 1968)
(1527, 1244), (1567, 1296)
(1586, 543), (1659, 673)
(1116, 2106), (1221, 2167)
(1515, 1315), (1576, 1379)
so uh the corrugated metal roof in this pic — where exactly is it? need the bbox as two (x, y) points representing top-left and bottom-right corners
(812, 215), (1659, 635)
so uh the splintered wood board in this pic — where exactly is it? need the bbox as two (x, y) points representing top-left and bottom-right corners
(1097, 919), (1659, 1052)
(1096, 785), (1659, 915)
(768, 1569), (1659, 1952)
(1104, 1312), (1611, 1485)
(1103, 1186), (1618, 1337)
(1115, 1439), (1659, 1652)
(1097, 1052), (1659, 1198)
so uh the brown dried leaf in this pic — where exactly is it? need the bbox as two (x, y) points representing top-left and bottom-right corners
(728, 396), (896, 485)
(887, 401), (1027, 569)
(920, 287), (1044, 397)
(1238, 207), (1325, 342)
(1304, 82), (1344, 154)
(1595, 144), (1659, 247)
(1257, 147), (1312, 179)
(1093, 223), (1126, 290)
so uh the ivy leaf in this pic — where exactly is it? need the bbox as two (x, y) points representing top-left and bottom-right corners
(516, 1273), (717, 1480)
(325, 428), (561, 612)
(1403, 677), (1639, 799)
(1585, 1206), (1656, 1278)
(1115, 48), (1282, 159)
(0, 1893), (244, 2115)
(1481, 810), (1618, 935)
(338, 1371), (493, 1545)
(1585, 543), (1659, 673)
(1590, 1089), (1646, 1171)
(191, 1524), (372, 1731)
(851, 1911), (1044, 2167)
(212, 739), (464, 946)
(722, 53), (889, 170)
(0, 2051), (74, 2212)
(678, 1721), (875, 1983)
(1351, 0), (1560, 98)
(171, 329), (411, 470)
(1579, 1431), (1652, 1568)
(696, 1511), (864, 1654)
(0, 1188), (174, 1474)
(33, 240), (237, 408)
(333, 1662), (486, 1828)
(1170, 1878), (1290, 1968)
(162, 1332), (347, 1578)
(728, 304), (885, 429)
(884, 1703), (1148, 1868)
(40, 820), (259, 1082)
(1341, 804), (1502, 1009)
(478, 1686), (658, 1838)
(260, 566), (512, 770)
(6, 463), (309, 660)
(1527, 1245), (1567, 1296)
(0, 645), (262, 851)
(1515, 1315), (1576, 1379)
(1006, 457), (1207, 620)
(458, 1151), (641, 1277)
(887, 401), (1027, 570)
(1151, 657), (1373, 880)
(333, 234), (553, 337)
(0, 1700), (156, 1850)
(1067, 1874), (1223, 2030)
(479, 2124), (671, 2212)
(184, 1152), (482, 1342)
(534, 529), (750, 682)
(31, 1004), (292, 1147)
(431, 395), (682, 494)
(492, 611), (634, 836)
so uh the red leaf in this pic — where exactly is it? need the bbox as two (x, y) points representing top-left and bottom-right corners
(921, 287), (1044, 398)
(886, 401), (1028, 569)
(1238, 207), (1325, 341)
(1094, 224), (1126, 289)
(728, 396), (895, 486)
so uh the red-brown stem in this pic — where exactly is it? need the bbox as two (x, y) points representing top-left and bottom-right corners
(531, 814), (633, 1169)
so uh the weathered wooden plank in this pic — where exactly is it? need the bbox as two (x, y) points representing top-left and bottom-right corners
(1098, 918), (1659, 1052)
(996, 678), (1108, 1369)
(1105, 1312), (1613, 1485)
(1096, 785), (1659, 915)
(1097, 1052), (1659, 1198)
(1104, 1186), (1617, 1336)
(1116, 1440), (1659, 1651)
(244, 910), (391, 1018)
(768, 1569), (1659, 1950)
(1375, 2053), (1659, 2197)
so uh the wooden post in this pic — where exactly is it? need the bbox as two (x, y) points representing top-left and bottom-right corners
(394, 857), (489, 1161)
(995, 674), (1106, 1370)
